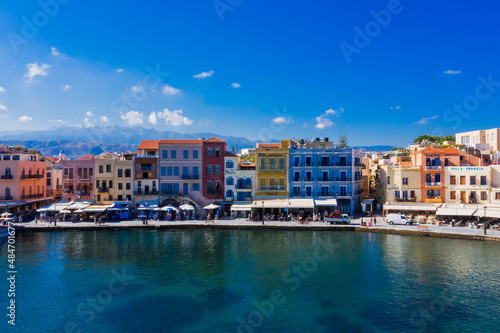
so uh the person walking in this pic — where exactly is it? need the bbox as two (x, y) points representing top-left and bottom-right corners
(373, 217), (377, 227)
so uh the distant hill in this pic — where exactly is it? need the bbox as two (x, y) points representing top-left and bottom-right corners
(0, 125), (394, 157)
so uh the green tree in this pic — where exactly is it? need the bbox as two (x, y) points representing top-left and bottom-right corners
(338, 133), (348, 148)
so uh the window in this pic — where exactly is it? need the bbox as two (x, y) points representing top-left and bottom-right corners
(481, 176), (487, 185)
(118, 183), (123, 190)
(226, 160), (234, 169)
(193, 150), (198, 159)
(387, 176), (390, 185)
(193, 183), (200, 191)
(106, 165), (111, 172)
(460, 176), (466, 185)
(193, 166), (199, 177)
(395, 190), (400, 198)
(227, 177), (234, 185)
(126, 183), (131, 190)
(207, 166), (213, 175)
(78, 168), (82, 177)
(450, 191), (456, 200)
(208, 148), (213, 157)
(215, 165), (220, 174)
(260, 159), (265, 169)
(162, 150), (168, 159)
(109, 195), (113, 201)
(183, 150), (188, 159)
(118, 169), (123, 177)
(496, 192), (500, 200)
(450, 176), (456, 185)
(215, 148), (220, 157)
(270, 159), (275, 168)
(161, 167), (166, 177)
(125, 169), (131, 177)
(470, 176), (476, 185)
(109, 180), (113, 188)
(481, 192), (487, 200)
(171, 150), (177, 159)
(173, 167), (179, 176)
(99, 165), (104, 173)
(410, 190), (415, 198)
(280, 159), (284, 169)
(402, 178), (408, 185)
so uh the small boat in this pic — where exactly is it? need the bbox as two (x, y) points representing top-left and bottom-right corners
(0, 226), (9, 239)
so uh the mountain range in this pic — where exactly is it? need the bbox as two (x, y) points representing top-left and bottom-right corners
(0, 125), (393, 157)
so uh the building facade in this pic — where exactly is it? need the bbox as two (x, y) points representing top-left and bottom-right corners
(95, 154), (134, 204)
(44, 155), (64, 201)
(224, 152), (256, 203)
(202, 138), (226, 204)
(133, 156), (158, 210)
(378, 165), (422, 204)
(456, 128), (500, 153)
(255, 141), (289, 199)
(61, 154), (95, 202)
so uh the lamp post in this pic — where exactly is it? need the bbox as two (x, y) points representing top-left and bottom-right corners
(262, 201), (265, 225)
(483, 205), (487, 235)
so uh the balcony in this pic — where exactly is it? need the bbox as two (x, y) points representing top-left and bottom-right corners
(426, 165), (442, 171)
(0, 196), (13, 200)
(319, 162), (334, 167)
(468, 198), (478, 204)
(394, 197), (417, 203)
(335, 162), (350, 167)
(293, 176), (313, 182)
(135, 189), (159, 195)
(335, 192), (352, 197)
(355, 162), (365, 167)
(206, 190), (221, 195)
(21, 194), (45, 200)
(160, 191), (181, 196)
(317, 192), (332, 197)
(318, 177), (334, 182)
(98, 188), (109, 193)
(336, 177), (352, 182)
(292, 193), (314, 198)
(236, 184), (252, 190)
(260, 166), (286, 171)
(21, 173), (44, 180)
(243, 197), (253, 201)
(79, 176), (92, 181)
(259, 186), (286, 192)
(1, 175), (13, 180)
(426, 182), (442, 187)
(181, 175), (200, 180)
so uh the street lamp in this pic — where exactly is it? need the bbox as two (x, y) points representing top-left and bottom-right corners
(483, 205), (487, 235)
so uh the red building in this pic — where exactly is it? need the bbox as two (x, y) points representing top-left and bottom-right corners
(202, 137), (226, 202)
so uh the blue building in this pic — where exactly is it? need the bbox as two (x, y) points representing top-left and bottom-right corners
(288, 138), (363, 215)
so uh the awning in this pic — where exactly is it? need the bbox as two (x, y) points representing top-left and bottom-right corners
(252, 200), (288, 209)
(472, 207), (500, 218)
(384, 204), (438, 212)
(204, 204), (220, 210)
(42, 202), (73, 212)
(161, 205), (179, 211)
(66, 201), (92, 210)
(230, 204), (252, 211)
(179, 204), (195, 211)
(83, 205), (112, 213)
(314, 199), (338, 206)
(436, 204), (481, 216)
(288, 198), (315, 209)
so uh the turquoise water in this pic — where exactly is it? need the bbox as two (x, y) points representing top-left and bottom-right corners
(1, 230), (500, 332)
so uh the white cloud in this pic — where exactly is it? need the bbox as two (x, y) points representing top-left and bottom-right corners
(18, 116), (33, 122)
(325, 107), (344, 116)
(272, 117), (293, 124)
(0, 103), (7, 116)
(157, 108), (193, 126)
(231, 82), (241, 88)
(162, 84), (180, 95)
(193, 70), (214, 79)
(84, 112), (96, 128)
(390, 105), (401, 110)
(120, 110), (144, 126)
(315, 116), (334, 129)
(116, 68), (124, 73)
(51, 47), (60, 56)
(25, 62), (50, 83)
(414, 115), (438, 125)
(148, 112), (158, 125)
(49, 119), (66, 125)
(131, 85), (144, 93)
(443, 70), (462, 75)
(100, 116), (109, 123)
(0, 87), (6, 93)
(62, 84), (71, 91)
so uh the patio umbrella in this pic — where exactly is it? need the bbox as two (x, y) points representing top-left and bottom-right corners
(204, 204), (220, 210)
(60, 210), (71, 214)
(161, 205), (178, 211)
(1, 212), (13, 218)
(74, 209), (84, 213)
(179, 204), (195, 210)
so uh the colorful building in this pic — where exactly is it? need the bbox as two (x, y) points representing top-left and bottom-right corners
(0, 148), (50, 213)
(61, 154), (95, 202)
(255, 141), (289, 199)
(95, 154), (134, 204)
(158, 139), (203, 209)
(224, 152), (256, 216)
(456, 128), (500, 153)
(202, 137), (226, 204)
(44, 154), (64, 201)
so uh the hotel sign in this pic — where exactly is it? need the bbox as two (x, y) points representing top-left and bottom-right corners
(450, 167), (484, 171)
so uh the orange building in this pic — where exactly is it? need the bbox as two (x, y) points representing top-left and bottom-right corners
(411, 147), (481, 203)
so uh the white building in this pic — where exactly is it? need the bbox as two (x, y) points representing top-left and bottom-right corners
(224, 153), (256, 217)
(444, 166), (490, 204)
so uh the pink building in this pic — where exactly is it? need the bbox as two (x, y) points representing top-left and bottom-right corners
(61, 154), (96, 202)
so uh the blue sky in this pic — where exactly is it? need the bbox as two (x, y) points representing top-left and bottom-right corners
(0, 0), (499, 146)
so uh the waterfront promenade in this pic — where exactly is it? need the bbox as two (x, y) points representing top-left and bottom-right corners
(11, 217), (500, 241)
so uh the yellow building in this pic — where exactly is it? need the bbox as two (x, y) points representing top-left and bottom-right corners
(255, 140), (289, 198)
(95, 154), (134, 204)
(378, 165), (422, 203)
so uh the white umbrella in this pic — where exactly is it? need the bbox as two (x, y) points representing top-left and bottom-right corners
(74, 209), (84, 213)
(179, 204), (195, 211)
(204, 204), (220, 210)
(1, 212), (13, 218)
(60, 210), (71, 214)
(161, 205), (178, 211)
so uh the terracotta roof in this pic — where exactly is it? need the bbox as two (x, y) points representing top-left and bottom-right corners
(137, 140), (160, 150)
(204, 137), (226, 143)
(225, 151), (238, 157)
(257, 143), (281, 148)
(412, 147), (460, 155)
(44, 156), (56, 162)
(75, 154), (95, 160)
(158, 139), (203, 145)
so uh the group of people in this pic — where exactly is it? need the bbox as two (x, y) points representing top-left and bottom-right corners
(361, 216), (377, 227)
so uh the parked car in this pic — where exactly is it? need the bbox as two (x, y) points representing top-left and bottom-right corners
(387, 214), (413, 225)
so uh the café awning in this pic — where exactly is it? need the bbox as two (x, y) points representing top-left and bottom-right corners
(384, 203), (438, 212)
(83, 205), (112, 213)
(314, 199), (338, 206)
(230, 204), (252, 211)
(436, 204), (481, 216)
(287, 198), (315, 209)
(252, 199), (288, 209)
